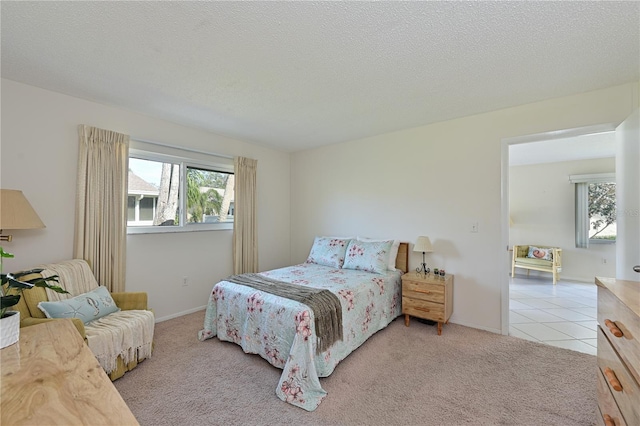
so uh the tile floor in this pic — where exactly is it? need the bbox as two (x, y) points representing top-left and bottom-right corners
(509, 275), (598, 355)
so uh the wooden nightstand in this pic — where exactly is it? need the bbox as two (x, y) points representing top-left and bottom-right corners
(401, 272), (453, 335)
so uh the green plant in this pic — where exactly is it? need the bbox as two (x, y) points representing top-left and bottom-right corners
(0, 247), (68, 318)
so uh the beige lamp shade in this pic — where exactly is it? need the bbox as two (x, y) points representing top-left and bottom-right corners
(0, 189), (45, 232)
(413, 236), (433, 253)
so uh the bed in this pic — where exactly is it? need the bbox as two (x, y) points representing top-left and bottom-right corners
(199, 237), (408, 411)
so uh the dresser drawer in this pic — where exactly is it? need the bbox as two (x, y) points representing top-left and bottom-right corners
(597, 359), (628, 426)
(402, 281), (444, 304)
(597, 327), (640, 425)
(402, 297), (445, 322)
(598, 286), (640, 385)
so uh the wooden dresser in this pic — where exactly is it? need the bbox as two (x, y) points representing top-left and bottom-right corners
(401, 272), (453, 335)
(595, 277), (640, 426)
(1, 319), (139, 425)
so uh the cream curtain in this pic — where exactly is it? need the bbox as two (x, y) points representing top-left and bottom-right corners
(74, 125), (129, 292)
(233, 157), (258, 274)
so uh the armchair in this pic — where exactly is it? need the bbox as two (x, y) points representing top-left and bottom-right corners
(13, 259), (153, 380)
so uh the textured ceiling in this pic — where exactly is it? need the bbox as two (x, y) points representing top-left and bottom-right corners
(1, 1), (639, 152)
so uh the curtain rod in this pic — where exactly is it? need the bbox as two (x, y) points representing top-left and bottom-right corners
(132, 137), (234, 160)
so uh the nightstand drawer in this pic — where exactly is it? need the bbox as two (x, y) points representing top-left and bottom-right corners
(402, 281), (444, 303)
(402, 297), (445, 322)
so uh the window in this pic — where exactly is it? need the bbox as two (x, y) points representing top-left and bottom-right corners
(570, 173), (616, 247)
(128, 148), (233, 233)
(186, 166), (234, 224)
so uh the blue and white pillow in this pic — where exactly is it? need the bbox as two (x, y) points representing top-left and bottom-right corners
(357, 237), (400, 270)
(306, 237), (352, 268)
(38, 286), (120, 324)
(343, 239), (393, 274)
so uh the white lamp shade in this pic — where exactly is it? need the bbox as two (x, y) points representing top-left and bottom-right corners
(413, 236), (433, 253)
(0, 189), (45, 230)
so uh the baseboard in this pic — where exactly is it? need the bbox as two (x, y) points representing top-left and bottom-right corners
(556, 275), (593, 283)
(448, 319), (502, 335)
(155, 305), (207, 323)
(511, 272), (594, 284)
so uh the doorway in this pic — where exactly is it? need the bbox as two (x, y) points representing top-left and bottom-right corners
(500, 124), (618, 353)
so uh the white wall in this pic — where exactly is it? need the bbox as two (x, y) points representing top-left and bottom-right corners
(0, 79), (291, 321)
(616, 109), (640, 281)
(291, 82), (638, 333)
(509, 158), (616, 282)
(3, 78), (637, 331)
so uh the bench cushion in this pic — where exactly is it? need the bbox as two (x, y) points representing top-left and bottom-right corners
(515, 257), (553, 268)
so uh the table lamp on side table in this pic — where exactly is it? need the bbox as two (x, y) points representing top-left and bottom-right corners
(413, 236), (433, 276)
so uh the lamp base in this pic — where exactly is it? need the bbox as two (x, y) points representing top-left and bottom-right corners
(415, 263), (430, 276)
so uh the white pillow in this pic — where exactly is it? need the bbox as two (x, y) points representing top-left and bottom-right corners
(357, 237), (400, 270)
(526, 246), (553, 261)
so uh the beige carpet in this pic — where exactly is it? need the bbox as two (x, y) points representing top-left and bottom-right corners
(114, 311), (597, 426)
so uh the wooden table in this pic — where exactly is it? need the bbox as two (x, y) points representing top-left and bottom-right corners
(1, 319), (139, 425)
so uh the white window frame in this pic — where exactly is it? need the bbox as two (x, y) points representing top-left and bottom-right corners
(569, 173), (616, 248)
(128, 148), (234, 235)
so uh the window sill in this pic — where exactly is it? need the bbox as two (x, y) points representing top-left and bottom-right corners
(127, 223), (233, 235)
(588, 239), (616, 245)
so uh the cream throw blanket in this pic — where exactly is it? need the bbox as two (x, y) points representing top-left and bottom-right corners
(84, 310), (154, 374)
(40, 260), (154, 374)
(40, 259), (100, 302)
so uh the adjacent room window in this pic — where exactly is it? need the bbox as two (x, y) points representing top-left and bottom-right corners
(570, 173), (616, 247)
(128, 147), (233, 233)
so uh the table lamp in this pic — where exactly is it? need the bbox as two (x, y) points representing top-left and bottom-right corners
(0, 189), (45, 242)
(413, 236), (433, 276)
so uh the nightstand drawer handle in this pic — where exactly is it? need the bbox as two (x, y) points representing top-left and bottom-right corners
(415, 307), (431, 313)
(603, 414), (615, 426)
(415, 289), (432, 295)
(604, 319), (623, 337)
(604, 367), (623, 392)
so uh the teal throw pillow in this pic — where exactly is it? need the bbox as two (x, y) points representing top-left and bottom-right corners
(37, 286), (120, 324)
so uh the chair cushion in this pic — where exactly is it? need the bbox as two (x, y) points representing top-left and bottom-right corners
(37, 286), (120, 324)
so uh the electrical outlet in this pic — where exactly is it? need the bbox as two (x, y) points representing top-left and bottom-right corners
(182, 276), (189, 286)
(602, 258), (607, 264)
(471, 222), (479, 233)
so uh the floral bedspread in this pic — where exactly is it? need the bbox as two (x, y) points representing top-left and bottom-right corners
(198, 262), (402, 411)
